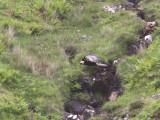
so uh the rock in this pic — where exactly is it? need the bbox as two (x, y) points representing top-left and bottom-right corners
(65, 101), (86, 114)
(65, 59), (122, 120)
(103, 4), (125, 13)
(91, 67), (119, 95)
(113, 58), (122, 65)
(125, 2), (135, 10)
(152, 93), (160, 99)
(103, 6), (116, 13)
(64, 101), (95, 120)
(113, 117), (119, 120)
(83, 105), (95, 119)
(109, 91), (118, 101)
(144, 35), (153, 45)
(73, 115), (78, 119)
(65, 114), (82, 120)
(128, 0), (138, 5)
(124, 114), (129, 120)
(132, 44), (139, 53)
(81, 77), (92, 93)
(127, 44), (139, 55)
(90, 97), (103, 108)
(68, 114), (74, 118)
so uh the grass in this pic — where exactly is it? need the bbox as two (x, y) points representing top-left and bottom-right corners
(0, 0), (160, 119)
(98, 0), (160, 119)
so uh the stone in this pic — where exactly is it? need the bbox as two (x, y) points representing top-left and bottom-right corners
(125, 2), (135, 9)
(144, 35), (153, 45)
(109, 91), (118, 101)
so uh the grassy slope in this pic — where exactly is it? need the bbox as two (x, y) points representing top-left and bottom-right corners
(97, 0), (160, 120)
(0, 0), (160, 120)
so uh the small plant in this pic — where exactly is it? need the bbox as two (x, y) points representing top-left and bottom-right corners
(65, 45), (77, 62)
(0, 0), (8, 9)
(52, 0), (71, 19)
(29, 24), (44, 35)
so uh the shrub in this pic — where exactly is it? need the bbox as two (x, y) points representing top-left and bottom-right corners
(29, 24), (44, 35)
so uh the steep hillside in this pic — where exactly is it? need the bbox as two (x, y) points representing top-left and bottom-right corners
(0, 0), (160, 120)
(93, 0), (160, 120)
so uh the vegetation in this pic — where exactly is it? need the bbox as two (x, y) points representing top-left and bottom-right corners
(94, 0), (160, 120)
(0, 0), (160, 119)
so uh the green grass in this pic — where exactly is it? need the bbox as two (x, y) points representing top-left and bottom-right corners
(98, 0), (160, 119)
(0, 0), (160, 119)
(0, 58), (64, 119)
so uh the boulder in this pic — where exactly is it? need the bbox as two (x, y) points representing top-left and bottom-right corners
(65, 101), (86, 114)
(113, 58), (122, 65)
(64, 101), (95, 120)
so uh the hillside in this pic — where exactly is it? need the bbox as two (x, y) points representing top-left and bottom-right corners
(0, 0), (160, 120)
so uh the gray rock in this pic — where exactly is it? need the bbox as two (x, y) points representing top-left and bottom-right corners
(152, 93), (160, 99)
(144, 35), (153, 45)
(103, 4), (125, 13)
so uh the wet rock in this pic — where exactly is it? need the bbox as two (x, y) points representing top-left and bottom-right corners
(92, 69), (113, 96)
(81, 77), (92, 93)
(65, 101), (86, 114)
(90, 97), (103, 108)
(65, 56), (123, 120)
(87, 67), (122, 100)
